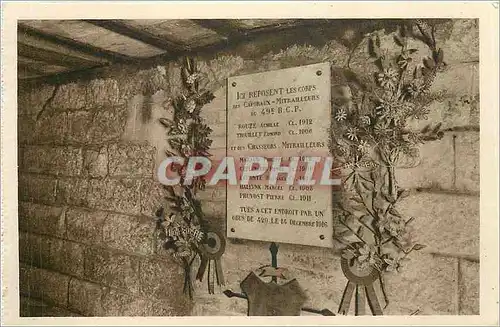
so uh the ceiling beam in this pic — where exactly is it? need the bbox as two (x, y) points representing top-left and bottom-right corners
(192, 20), (240, 39)
(84, 20), (188, 54)
(18, 43), (103, 69)
(18, 62), (46, 77)
(18, 23), (136, 64)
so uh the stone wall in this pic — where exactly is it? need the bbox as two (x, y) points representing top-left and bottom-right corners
(18, 19), (479, 316)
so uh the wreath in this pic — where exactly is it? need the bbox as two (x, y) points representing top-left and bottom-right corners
(155, 57), (222, 299)
(331, 19), (446, 311)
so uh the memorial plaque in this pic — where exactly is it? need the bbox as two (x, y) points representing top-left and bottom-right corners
(226, 62), (334, 248)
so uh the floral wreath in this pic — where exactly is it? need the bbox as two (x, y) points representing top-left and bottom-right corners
(331, 19), (446, 309)
(155, 57), (218, 298)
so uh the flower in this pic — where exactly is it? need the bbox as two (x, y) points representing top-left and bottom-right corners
(406, 80), (423, 98)
(177, 119), (188, 133)
(374, 121), (391, 135)
(377, 68), (399, 90)
(359, 115), (371, 126)
(357, 244), (379, 269)
(379, 215), (406, 238)
(335, 108), (347, 121)
(156, 65), (167, 76)
(357, 140), (370, 154)
(384, 257), (403, 272)
(186, 73), (200, 85)
(397, 53), (412, 69)
(341, 247), (357, 260)
(161, 213), (176, 229)
(346, 127), (359, 141)
(185, 99), (197, 113)
(181, 144), (193, 156)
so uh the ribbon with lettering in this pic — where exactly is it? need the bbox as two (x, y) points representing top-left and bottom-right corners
(338, 249), (383, 316)
(196, 227), (226, 294)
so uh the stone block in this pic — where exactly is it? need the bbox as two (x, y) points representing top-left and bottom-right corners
(455, 132), (480, 193)
(102, 213), (155, 255)
(383, 252), (458, 315)
(87, 178), (141, 215)
(50, 82), (87, 111)
(19, 232), (48, 267)
(209, 123), (226, 137)
(66, 111), (92, 144)
(101, 289), (152, 316)
(20, 234), (84, 277)
(19, 265), (70, 308)
(202, 201), (226, 219)
(210, 135), (226, 149)
(83, 247), (140, 293)
(399, 192), (479, 257)
(200, 109), (225, 125)
(33, 111), (68, 145)
(87, 78), (124, 108)
(18, 84), (56, 117)
(18, 147), (24, 172)
(18, 116), (36, 145)
(82, 146), (108, 177)
(431, 62), (479, 98)
(459, 259), (479, 315)
(88, 107), (127, 143)
(108, 143), (155, 178)
(44, 238), (85, 277)
(18, 201), (65, 237)
(396, 134), (454, 190)
(441, 19), (479, 63)
(150, 298), (192, 316)
(197, 186), (226, 202)
(66, 208), (107, 245)
(139, 179), (168, 217)
(55, 177), (89, 206)
(139, 257), (185, 300)
(68, 278), (105, 316)
(208, 55), (245, 84)
(22, 146), (83, 176)
(167, 62), (183, 97)
(20, 296), (82, 317)
(18, 173), (57, 204)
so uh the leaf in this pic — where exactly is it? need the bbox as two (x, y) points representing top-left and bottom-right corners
(357, 226), (365, 238)
(433, 48), (444, 64)
(407, 48), (418, 54)
(159, 118), (174, 128)
(350, 196), (365, 204)
(337, 229), (353, 237)
(382, 191), (395, 204)
(420, 124), (431, 134)
(413, 244), (426, 251)
(350, 205), (367, 213)
(368, 37), (380, 58)
(389, 208), (402, 218)
(397, 189), (411, 200)
(393, 34), (405, 47)
(431, 122), (442, 134)
(359, 214), (372, 224)
(360, 180), (374, 191)
(423, 57), (435, 69)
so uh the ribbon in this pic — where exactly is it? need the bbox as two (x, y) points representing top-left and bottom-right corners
(338, 253), (383, 316)
(196, 228), (226, 294)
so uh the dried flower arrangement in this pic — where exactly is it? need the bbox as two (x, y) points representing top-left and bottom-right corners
(155, 57), (223, 299)
(331, 19), (446, 309)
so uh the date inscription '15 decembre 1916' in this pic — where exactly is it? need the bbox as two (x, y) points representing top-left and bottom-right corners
(226, 62), (335, 248)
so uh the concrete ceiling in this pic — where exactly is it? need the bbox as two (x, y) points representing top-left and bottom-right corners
(17, 19), (321, 81)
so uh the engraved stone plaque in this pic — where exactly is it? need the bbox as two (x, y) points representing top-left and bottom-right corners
(226, 62), (334, 247)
